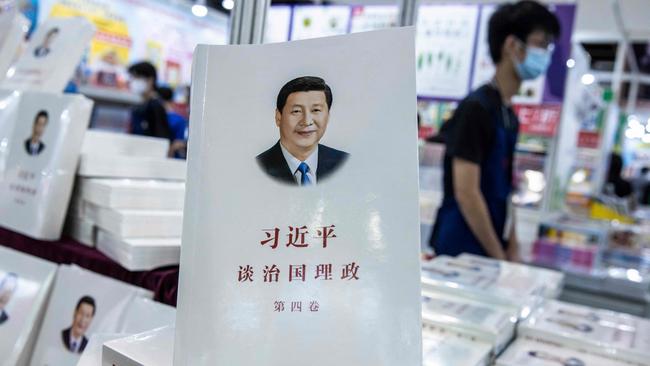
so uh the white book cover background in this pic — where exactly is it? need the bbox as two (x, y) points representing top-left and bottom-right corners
(0, 91), (93, 240)
(0, 13), (29, 84)
(175, 28), (421, 365)
(1, 18), (94, 93)
(0, 247), (56, 366)
(29, 265), (152, 366)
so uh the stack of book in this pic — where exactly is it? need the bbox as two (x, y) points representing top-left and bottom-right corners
(102, 326), (175, 366)
(65, 131), (185, 271)
(421, 255), (548, 319)
(496, 335), (647, 366)
(422, 327), (492, 366)
(517, 299), (650, 365)
(421, 290), (518, 355)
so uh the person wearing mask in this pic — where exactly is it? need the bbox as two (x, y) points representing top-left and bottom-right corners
(157, 86), (188, 159)
(127, 62), (172, 141)
(429, 1), (560, 260)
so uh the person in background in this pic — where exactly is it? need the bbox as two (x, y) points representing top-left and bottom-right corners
(429, 1), (560, 261)
(605, 153), (632, 198)
(157, 86), (188, 159)
(127, 61), (172, 141)
(632, 166), (650, 204)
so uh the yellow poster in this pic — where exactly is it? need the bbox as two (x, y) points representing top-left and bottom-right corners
(49, 0), (131, 69)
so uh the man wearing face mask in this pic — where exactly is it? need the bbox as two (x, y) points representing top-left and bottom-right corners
(429, 1), (560, 261)
(127, 62), (173, 142)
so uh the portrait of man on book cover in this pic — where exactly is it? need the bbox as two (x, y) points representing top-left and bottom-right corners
(256, 76), (349, 187)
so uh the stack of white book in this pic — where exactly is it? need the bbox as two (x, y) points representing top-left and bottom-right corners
(421, 255), (546, 319)
(496, 335), (647, 366)
(455, 253), (565, 299)
(422, 327), (492, 366)
(102, 326), (174, 366)
(65, 131), (185, 271)
(421, 290), (517, 355)
(517, 299), (650, 365)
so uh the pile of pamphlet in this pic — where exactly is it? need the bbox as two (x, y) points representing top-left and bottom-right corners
(421, 255), (562, 319)
(66, 130), (185, 271)
(517, 299), (650, 365)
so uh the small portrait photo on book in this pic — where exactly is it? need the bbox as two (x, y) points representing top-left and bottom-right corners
(256, 76), (349, 187)
(61, 295), (96, 354)
(24, 110), (48, 157)
(33, 27), (59, 59)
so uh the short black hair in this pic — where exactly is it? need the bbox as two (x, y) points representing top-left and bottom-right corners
(75, 295), (96, 316)
(128, 61), (158, 86)
(276, 76), (332, 112)
(488, 1), (561, 63)
(157, 86), (174, 102)
(34, 110), (48, 125)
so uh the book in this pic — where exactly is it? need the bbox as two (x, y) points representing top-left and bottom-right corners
(422, 328), (492, 366)
(421, 255), (543, 318)
(81, 130), (169, 159)
(421, 290), (517, 354)
(456, 253), (565, 298)
(29, 265), (152, 366)
(102, 326), (174, 366)
(517, 299), (650, 365)
(0, 247), (57, 366)
(77, 154), (186, 181)
(96, 229), (181, 271)
(0, 91), (93, 240)
(78, 178), (185, 210)
(174, 28), (421, 364)
(1, 18), (94, 93)
(496, 336), (647, 366)
(84, 203), (182, 238)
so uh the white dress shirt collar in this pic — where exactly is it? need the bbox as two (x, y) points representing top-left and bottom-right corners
(279, 142), (318, 185)
(70, 334), (82, 352)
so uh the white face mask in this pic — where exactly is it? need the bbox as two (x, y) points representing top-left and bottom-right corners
(129, 78), (149, 95)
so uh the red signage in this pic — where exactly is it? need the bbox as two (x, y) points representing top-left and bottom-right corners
(577, 131), (600, 149)
(514, 104), (562, 137)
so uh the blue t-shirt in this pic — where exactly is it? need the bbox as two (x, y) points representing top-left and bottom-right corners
(167, 112), (188, 141)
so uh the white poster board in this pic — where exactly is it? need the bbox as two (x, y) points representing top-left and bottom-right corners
(290, 6), (351, 41)
(416, 4), (479, 99)
(264, 5), (292, 44)
(349, 5), (399, 34)
(0, 90), (93, 240)
(1, 17), (94, 93)
(29, 265), (151, 366)
(0, 247), (57, 366)
(175, 29), (421, 364)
